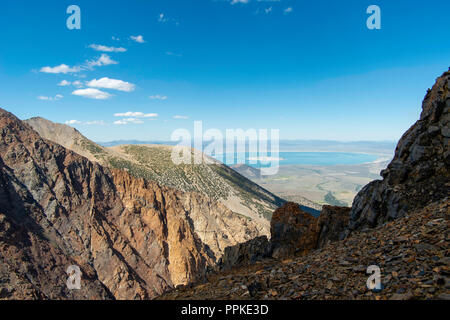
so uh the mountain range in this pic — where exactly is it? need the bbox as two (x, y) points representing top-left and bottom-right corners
(0, 70), (448, 300)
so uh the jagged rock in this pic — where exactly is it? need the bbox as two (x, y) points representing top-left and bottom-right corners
(349, 71), (450, 230)
(316, 205), (351, 248)
(270, 202), (318, 258)
(217, 236), (270, 271)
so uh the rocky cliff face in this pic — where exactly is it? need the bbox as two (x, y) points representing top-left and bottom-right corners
(349, 71), (450, 230)
(0, 108), (264, 299)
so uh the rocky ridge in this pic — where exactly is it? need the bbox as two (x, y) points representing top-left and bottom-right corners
(0, 108), (265, 299)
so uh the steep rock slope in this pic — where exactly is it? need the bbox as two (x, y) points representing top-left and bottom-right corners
(0, 108), (260, 299)
(349, 71), (450, 230)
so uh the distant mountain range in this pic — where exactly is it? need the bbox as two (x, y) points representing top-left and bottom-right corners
(98, 139), (397, 155)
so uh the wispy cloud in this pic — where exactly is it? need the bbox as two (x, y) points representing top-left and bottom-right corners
(284, 7), (293, 14)
(72, 88), (112, 100)
(85, 120), (106, 125)
(173, 115), (189, 119)
(231, 0), (250, 5)
(87, 77), (135, 92)
(65, 120), (81, 125)
(86, 54), (118, 69)
(65, 119), (106, 126)
(166, 51), (182, 58)
(130, 35), (146, 43)
(37, 94), (63, 101)
(41, 54), (117, 75)
(40, 64), (80, 74)
(58, 80), (71, 86)
(149, 94), (168, 100)
(89, 44), (127, 53)
(158, 13), (180, 26)
(58, 80), (83, 87)
(114, 111), (158, 118)
(113, 118), (145, 125)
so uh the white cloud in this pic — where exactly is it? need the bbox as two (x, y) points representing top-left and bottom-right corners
(173, 115), (189, 119)
(284, 7), (293, 14)
(149, 94), (168, 100)
(59, 80), (83, 87)
(86, 54), (118, 68)
(85, 120), (106, 125)
(58, 80), (71, 86)
(65, 120), (82, 125)
(113, 118), (145, 125)
(72, 88), (112, 100)
(114, 111), (158, 118)
(265, 7), (272, 14)
(130, 35), (146, 43)
(65, 119), (105, 126)
(87, 77), (135, 92)
(40, 64), (80, 74)
(37, 94), (63, 101)
(89, 44), (127, 53)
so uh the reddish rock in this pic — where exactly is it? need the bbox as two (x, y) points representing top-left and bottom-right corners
(316, 205), (351, 248)
(270, 202), (318, 258)
(0, 108), (214, 299)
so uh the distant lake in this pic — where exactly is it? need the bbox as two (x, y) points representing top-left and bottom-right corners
(211, 152), (379, 167)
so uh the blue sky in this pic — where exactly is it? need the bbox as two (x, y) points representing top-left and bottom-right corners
(0, 0), (449, 142)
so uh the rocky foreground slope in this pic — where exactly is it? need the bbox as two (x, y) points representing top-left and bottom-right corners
(161, 200), (449, 300)
(0, 109), (269, 299)
(160, 70), (450, 300)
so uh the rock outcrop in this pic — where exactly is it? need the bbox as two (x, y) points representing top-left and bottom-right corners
(270, 202), (319, 258)
(349, 71), (450, 230)
(218, 236), (270, 271)
(316, 205), (351, 248)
